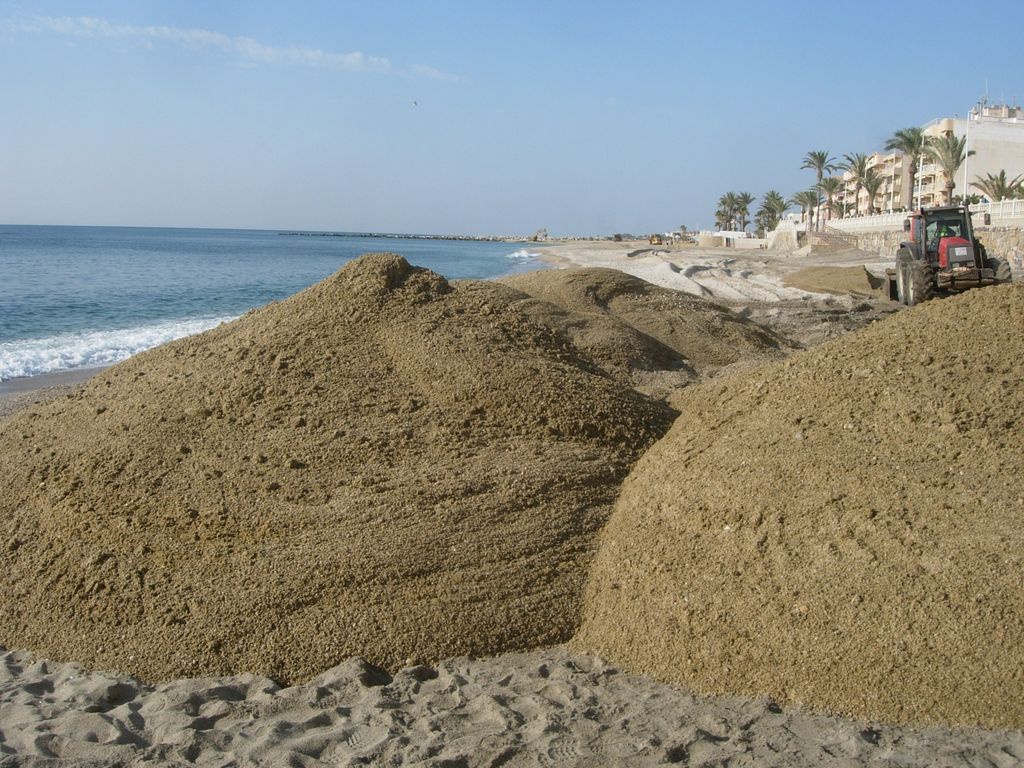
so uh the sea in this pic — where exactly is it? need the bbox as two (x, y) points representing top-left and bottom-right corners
(0, 226), (544, 383)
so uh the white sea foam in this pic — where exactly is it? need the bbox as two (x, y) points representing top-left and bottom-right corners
(505, 249), (540, 261)
(0, 315), (238, 382)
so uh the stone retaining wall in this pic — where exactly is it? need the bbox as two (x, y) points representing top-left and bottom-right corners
(856, 226), (1024, 270)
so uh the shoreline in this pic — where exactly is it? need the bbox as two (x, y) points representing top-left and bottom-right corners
(0, 242), (891, 407)
(0, 366), (103, 420)
(0, 245), (548, 400)
(0, 365), (104, 395)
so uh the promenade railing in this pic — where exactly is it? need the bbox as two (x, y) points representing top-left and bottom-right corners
(824, 200), (1024, 233)
(971, 199), (1024, 221)
(825, 213), (907, 232)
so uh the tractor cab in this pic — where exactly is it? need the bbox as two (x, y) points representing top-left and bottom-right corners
(902, 206), (978, 269)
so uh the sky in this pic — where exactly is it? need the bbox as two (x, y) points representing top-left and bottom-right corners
(2, 1), (1024, 236)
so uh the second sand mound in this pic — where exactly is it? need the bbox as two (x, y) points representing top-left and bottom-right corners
(0, 254), (675, 684)
(574, 283), (1024, 728)
(502, 268), (791, 396)
(784, 265), (888, 297)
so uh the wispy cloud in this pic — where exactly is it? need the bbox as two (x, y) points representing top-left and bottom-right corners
(409, 63), (462, 83)
(25, 15), (458, 79)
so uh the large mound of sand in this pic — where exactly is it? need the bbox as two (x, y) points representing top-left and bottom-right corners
(502, 268), (790, 396)
(0, 254), (675, 684)
(574, 283), (1024, 728)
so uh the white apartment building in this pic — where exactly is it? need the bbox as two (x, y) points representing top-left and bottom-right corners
(835, 151), (911, 216)
(918, 101), (1024, 207)
(834, 101), (1024, 215)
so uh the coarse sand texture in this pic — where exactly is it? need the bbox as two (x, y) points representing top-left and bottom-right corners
(502, 267), (790, 379)
(783, 265), (888, 298)
(0, 254), (678, 684)
(574, 282), (1024, 729)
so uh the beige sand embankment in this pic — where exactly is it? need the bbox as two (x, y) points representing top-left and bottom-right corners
(574, 282), (1024, 729)
(1, 252), (1021, 763)
(0, 254), (679, 684)
(536, 240), (893, 304)
(535, 240), (904, 351)
(500, 267), (793, 397)
(783, 265), (889, 297)
(0, 253), (789, 688)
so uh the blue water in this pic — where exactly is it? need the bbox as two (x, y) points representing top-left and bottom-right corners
(0, 226), (543, 381)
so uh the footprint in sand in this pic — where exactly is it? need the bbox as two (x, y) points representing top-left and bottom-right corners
(543, 736), (584, 765)
(334, 723), (391, 756)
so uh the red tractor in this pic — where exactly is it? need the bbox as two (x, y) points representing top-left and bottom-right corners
(888, 205), (1011, 305)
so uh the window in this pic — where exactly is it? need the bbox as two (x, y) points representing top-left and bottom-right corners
(925, 216), (964, 251)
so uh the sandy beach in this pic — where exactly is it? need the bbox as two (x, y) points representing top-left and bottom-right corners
(3, 645), (1020, 766)
(535, 239), (893, 300)
(534, 239), (902, 349)
(7, 1), (1024, 762)
(1, 245), (1021, 766)
(0, 368), (103, 421)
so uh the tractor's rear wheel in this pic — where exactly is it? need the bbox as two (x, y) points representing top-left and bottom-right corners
(906, 261), (935, 306)
(987, 256), (1012, 282)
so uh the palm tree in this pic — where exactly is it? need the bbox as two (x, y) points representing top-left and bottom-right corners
(841, 153), (871, 215)
(817, 176), (843, 221)
(754, 207), (772, 236)
(923, 133), (975, 205)
(971, 169), (1024, 201)
(801, 151), (838, 229)
(735, 192), (755, 231)
(862, 169), (885, 214)
(791, 189), (822, 231)
(766, 189), (789, 216)
(715, 192), (739, 230)
(884, 127), (926, 209)
(764, 190), (789, 217)
(756, 190), (789, 233)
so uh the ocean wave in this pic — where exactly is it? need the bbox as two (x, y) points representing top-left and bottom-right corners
(504, 249), (540, 261)
(0, 315), (238, 382)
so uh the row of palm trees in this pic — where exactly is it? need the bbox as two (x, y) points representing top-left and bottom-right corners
(799, 144), (912, 230)
(716, 129), (972, 235)
(806, 152), (891, 222)
(713, 192), (753, 231)
(715, 129), (1024, 236)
